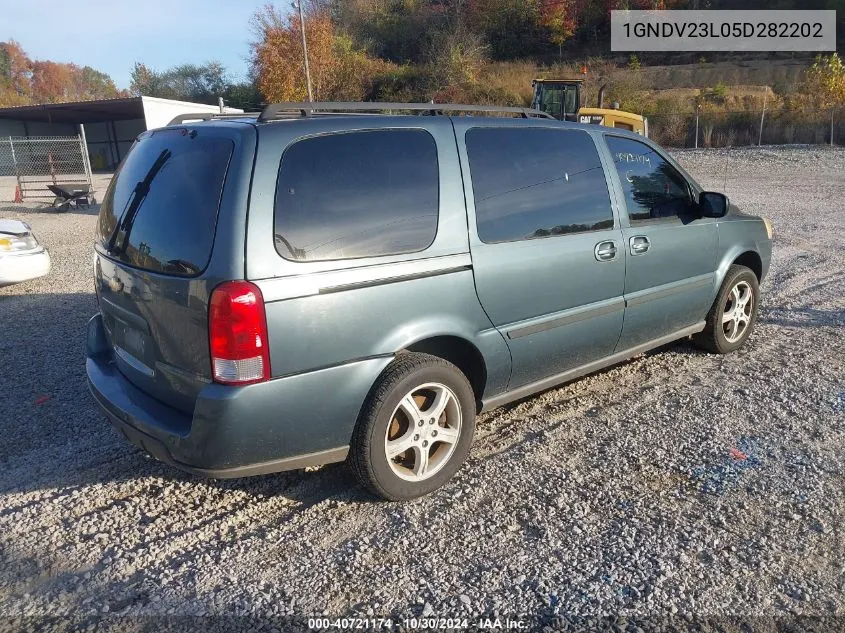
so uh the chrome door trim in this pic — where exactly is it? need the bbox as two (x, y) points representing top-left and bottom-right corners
(254, 253), (473, 303)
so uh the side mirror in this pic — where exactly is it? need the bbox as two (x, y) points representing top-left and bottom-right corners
(699, 191), (729, 218)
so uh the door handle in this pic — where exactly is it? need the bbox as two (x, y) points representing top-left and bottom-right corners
(594, 240), (618, 262)
(629, 235), (650, 255)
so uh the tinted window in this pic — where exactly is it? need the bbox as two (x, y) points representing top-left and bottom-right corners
(605, 136), (695, 223)
(466, 128), (613, 244)
(274, 130), (438, 261)
(97, 129), (233, 276)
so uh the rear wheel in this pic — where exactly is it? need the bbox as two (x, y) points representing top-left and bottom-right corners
(694, 265), (759, 354)
(350, 353), (476, 500)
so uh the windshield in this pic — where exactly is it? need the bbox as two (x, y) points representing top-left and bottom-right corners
(540, 86), (579, 119)
(96, 129), (233, 277)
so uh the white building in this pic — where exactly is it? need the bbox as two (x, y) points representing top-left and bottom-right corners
(0, 96), (244, 171)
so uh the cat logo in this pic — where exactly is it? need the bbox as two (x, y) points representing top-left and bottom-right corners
(579, 114), (605, 125)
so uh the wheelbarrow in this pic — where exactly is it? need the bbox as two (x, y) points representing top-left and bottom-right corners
(47, 184), (96, 212)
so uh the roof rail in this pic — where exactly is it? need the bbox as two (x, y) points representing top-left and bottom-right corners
(256, 102), (554, 122)
(167, 112), (260, 125)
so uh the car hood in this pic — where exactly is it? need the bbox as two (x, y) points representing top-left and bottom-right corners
(0, 219), (30, 236)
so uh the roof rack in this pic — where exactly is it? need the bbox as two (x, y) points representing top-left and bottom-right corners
(256, 102), (555, 122)
(167, 112), (260, 125)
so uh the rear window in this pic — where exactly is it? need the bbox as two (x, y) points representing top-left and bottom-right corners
(97, 129), (233, 276)
(273, 129), (439, 262)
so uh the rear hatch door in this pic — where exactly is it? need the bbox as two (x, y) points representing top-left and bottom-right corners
(94, 126), (241, 414)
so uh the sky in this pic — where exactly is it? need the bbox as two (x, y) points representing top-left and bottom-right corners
(3, 0), (270, 89)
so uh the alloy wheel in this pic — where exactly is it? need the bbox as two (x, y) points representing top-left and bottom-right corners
(722, 280), (753, 343)
(384, 382), (462, 482)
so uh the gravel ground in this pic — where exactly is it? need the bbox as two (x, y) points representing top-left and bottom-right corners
(0, 146), (843, 630)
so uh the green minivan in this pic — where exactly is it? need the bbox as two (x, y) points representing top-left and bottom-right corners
(87, 102), (773, 500)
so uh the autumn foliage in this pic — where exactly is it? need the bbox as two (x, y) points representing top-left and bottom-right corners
(0, 40), (125, 106)
(252, 6), (393, 102)
(804, 53), (845, 109)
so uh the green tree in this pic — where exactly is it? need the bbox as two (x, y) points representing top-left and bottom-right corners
(78, 66), (122, 100)
(805, 53), (845, 108)
(469, 0), (544, 60)
(130, 61), (230, 104)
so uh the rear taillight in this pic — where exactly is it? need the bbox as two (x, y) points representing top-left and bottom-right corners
(209, 281), (270, 385)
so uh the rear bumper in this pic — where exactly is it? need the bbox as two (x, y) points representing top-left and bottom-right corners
(86, 314), (391, 478)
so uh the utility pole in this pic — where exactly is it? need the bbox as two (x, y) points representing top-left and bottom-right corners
(297, 0), (314, 102)
(218, 96), (224, 113)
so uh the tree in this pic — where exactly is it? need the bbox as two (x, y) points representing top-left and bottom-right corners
(466, 0), (544, 60)
(130, 61), (230, 104)
(539, 0), (576, 59)
(77, 66), (122, 100)
(429, 25), (488, 89)
(252, 6), (332, 101)
(223, 81), (264, 110)
(252, 4), (392, 102)
(333, 0), (440, 64)
(1, 41), (122, 105)
(805, 53), (845, 109)
(30, 61), (75, 103)
(0, 41), (32, 106)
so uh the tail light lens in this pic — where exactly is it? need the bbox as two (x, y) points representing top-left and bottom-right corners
(209, 281), (270, 385)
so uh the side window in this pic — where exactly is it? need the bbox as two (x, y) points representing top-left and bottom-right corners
(274, 129), (439, 261)
(466, 127), (614, 244)
(605, 136), (695, 223)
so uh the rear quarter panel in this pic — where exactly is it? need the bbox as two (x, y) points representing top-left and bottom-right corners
(247, 117), (511, 396)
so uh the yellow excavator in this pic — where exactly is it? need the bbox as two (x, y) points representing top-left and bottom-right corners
(531, 78), (648, 136)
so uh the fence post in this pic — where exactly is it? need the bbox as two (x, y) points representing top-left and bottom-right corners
(831, 108), (835, 147)
(78, 124), (93, 187)
(758, 90), (767, 146)
(695, 105), (700, 149)
(10, 136), (22, 197)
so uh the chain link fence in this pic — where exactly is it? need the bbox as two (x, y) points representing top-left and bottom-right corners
(647, 107), (845, 149)
(0, 135), (93, 201)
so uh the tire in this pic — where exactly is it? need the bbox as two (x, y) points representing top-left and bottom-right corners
(350, 352), (476, 501)
(694, 264), (759, 354)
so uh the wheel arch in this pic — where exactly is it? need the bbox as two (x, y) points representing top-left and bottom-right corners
(731, 250), (763, 281)
(402, 335), (488, 409)
(715, 244), (764, 291)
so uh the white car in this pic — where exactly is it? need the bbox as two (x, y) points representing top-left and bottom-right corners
(0, 219), (51, 287)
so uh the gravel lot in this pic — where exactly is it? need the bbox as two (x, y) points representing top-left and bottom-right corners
(0, 146), (843, 630)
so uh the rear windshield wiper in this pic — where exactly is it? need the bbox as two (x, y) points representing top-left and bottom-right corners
(164, 259), (200, 275)
(107, 149), (172, 255)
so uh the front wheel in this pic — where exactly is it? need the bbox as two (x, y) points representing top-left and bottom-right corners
(350, 353), (476, 500)
(694, 264), (759, 354)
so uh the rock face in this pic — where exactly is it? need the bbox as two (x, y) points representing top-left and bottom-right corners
(0, 146), (843, 625)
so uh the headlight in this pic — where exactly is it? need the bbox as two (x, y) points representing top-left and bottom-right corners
(0, 233), (39, 253)
(762, 217), (774, 239)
